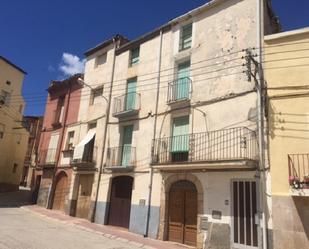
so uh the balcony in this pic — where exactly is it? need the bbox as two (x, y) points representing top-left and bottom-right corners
(71, 146), (97, 169)
(105, 146), (136, 171)
(38, 149), (57, 168)
(167, 77), (192, 104)
(112, 93), (140, 118)
(288, 154), (309, 196)
(151, 127), (258, 170)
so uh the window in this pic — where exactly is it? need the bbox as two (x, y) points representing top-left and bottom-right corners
(66, 131), (75, 150)
(19, 104), (23, 113)
(0, 90), (11, 106)
(12, 163), (18, 173)
(129, 47), (140, 67)
(53, 96), (65, 124)
(0, 124), (4, 139)
(6, 81), (11, 85)
(179, 23), (192, 51)
(95, 53), (107, 67)
(171, 116), (189, 162)
(90, 86), (103, 105)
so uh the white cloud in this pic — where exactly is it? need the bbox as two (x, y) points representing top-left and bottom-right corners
(59, 52), (85, 76)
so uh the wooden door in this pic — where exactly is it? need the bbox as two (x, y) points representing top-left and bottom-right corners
(75, 175), (94, 218)
(168, 180), (197, 246)
(53, 173), (68, 211)
(108, 176), (133, 228)
(233, 181), (258, 248)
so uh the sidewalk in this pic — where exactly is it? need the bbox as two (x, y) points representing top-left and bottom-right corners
(21, 205), (190, 249)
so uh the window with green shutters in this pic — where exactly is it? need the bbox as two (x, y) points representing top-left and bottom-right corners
(179, 23), (192, 51)
(125, 78), (137, 111)
(176, 60), (190, 100)
(171, 116), (189, 153)
(129, 47), (140, 67)
(121, 125), (133, 166)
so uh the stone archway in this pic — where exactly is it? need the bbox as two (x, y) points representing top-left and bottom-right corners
(158, 173), (204, 248)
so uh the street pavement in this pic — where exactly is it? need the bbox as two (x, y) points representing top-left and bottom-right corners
(0, 190), (187, 249)
(0, 207), (144, 249)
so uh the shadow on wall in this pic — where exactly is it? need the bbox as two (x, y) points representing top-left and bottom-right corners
(293, 196), (309, 240)
(0, 188), (33, 207)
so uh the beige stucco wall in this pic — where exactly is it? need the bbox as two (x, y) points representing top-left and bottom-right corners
(265, 29), (309, 195)
(265, 28), (309, 249)
(0, 58), (29, 190)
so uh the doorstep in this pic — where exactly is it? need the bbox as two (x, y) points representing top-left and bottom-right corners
(21, 205), (190, 249)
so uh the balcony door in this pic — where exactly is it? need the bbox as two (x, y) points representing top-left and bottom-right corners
(125, 78), (137, 111)
(121, 125), (133, 166)
(171, 116), (189, 162)
(46, 133), (59, 163)
(176, 61), (190, 100)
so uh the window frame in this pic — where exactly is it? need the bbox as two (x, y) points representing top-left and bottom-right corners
(90, 86), (104, 105)
(66, 131), (75, 150)
(129, 47), (140, 67)
(179, 23), (193, 51)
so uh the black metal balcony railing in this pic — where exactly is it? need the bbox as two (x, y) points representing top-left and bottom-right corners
(71, 146), (97, 164)
(113, 93), (140, 117)
(288, 154), (309, 189)
(38, 149), (57, 165)
(152, 127), (258, 165)
(106, 146), (136, 168)
(167, 77), (192, 103)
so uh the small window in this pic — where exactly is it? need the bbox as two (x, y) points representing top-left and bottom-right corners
(66, 131), (74, 150)
(88, 122), (97, 130)
(6, 81), (11, 85)
(90, 86), (103, 105)
(0, 90), (11, 106)
(129, 47), (140, 67)
(95, 53), (107, 67)
(179, 23), (192, 51)
(0, 124), (4, 139)
(19, 104), (23, 113)
(12, 163), (18, 173)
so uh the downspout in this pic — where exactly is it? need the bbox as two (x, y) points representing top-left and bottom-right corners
(256, 0), (268, 248)
(90, 38), (118, 222)
(145, 29), (163, 237)
(47, 81), (72, 209)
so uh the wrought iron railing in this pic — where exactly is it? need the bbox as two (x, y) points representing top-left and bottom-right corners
(106, 146), (136, 168)
(71, 146), (97, 164)
(288, 154), (309, 189)
(152, 127), (258, 164)
(113, 93), (140, 116)
(167, 77), (192, 103)
(38, 149), (57, 165)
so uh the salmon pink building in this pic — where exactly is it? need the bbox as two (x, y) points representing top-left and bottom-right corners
(36, 74), (83, 213)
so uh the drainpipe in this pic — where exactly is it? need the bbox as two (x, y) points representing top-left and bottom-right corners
(90, 38), (118, 223)
(256, 0), (268, 249)
(47, 81), (73, 209)
(145, 29), (164, 237)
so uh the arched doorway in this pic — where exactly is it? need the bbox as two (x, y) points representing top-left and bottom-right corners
(53, 172), (68, 211)
(168, 180), (197, 247)
(108, 176), (133, 228)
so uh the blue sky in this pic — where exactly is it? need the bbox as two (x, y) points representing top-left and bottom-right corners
(1, 0), (308, 116)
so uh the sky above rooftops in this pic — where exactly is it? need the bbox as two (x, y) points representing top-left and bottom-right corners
(0, 0), (308, 116)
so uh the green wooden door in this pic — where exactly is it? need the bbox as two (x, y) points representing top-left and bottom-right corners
(171, 116), (189, 152)
(176, 61), (190, 100)
(121, 125), (133, 166)
(126, 78), (137, 111)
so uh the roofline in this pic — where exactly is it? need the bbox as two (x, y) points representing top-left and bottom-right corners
(47, 73), (84, 93)
(23, 115), (43, 119)
(84, 34), (129, 57)
(116, 0), (225, 55)
(265, 27), (309, 41)
(0, 56), (27, 75)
